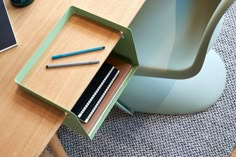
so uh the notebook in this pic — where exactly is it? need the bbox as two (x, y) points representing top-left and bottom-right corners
(0, 1), (17, 52)
(80, 67), (119, 123)
(71, 62), (119, 123)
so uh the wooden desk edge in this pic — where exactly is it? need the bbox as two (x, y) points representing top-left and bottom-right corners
(1, 0), (145, 156)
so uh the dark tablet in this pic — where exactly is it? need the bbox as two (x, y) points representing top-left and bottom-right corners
(0, 1), (17, 52)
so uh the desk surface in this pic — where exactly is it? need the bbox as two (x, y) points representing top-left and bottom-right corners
(0, 0), (144, 156)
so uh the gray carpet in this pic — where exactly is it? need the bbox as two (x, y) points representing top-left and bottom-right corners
(57, 2), (236, 157)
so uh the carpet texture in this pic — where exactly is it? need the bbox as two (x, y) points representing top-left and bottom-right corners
(57, 2), (236, 157)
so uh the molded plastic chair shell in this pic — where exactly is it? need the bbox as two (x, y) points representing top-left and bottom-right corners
(117, 0), (235, 114)
(129, 0), (234, 79)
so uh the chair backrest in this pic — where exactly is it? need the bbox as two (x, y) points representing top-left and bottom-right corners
(129, 0), (234, 79)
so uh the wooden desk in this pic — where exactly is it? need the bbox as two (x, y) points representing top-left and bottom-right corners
(0, 0), (144, 156)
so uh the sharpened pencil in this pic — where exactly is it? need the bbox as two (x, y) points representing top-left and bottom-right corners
(46, 60), (100, 69)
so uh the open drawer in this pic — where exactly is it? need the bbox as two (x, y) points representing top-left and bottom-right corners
(15, 6), (138, 139)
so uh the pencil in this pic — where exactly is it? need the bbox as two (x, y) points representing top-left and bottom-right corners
(46, 60), (100, 69)
(52, 46), (105, 59)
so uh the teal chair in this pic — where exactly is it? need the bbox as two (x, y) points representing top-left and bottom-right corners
(117, 0), (235, 114)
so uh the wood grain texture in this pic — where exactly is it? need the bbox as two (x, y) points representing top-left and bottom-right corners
(21, 14), (121, 111)
(231, 148), (236, 157)
(0, 0), (145, 156)
(0, 1), (77, 157)
(77, 0), (145, 27)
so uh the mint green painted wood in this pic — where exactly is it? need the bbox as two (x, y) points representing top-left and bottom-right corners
(15, 6), (138, 139)
(15, 8), (70, 83)
(118, 0), (234, 114)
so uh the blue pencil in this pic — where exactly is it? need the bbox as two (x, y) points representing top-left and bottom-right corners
(52, 46), (105, 59)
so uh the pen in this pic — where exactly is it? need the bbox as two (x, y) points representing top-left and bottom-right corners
(52, 46), (105, 59)
(46, 60), (100, 69)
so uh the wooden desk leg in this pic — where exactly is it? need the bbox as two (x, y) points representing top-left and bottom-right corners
(41, 150), (54, 157)
(231, 148), (236, 157)
(48, 134), (68, 157)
